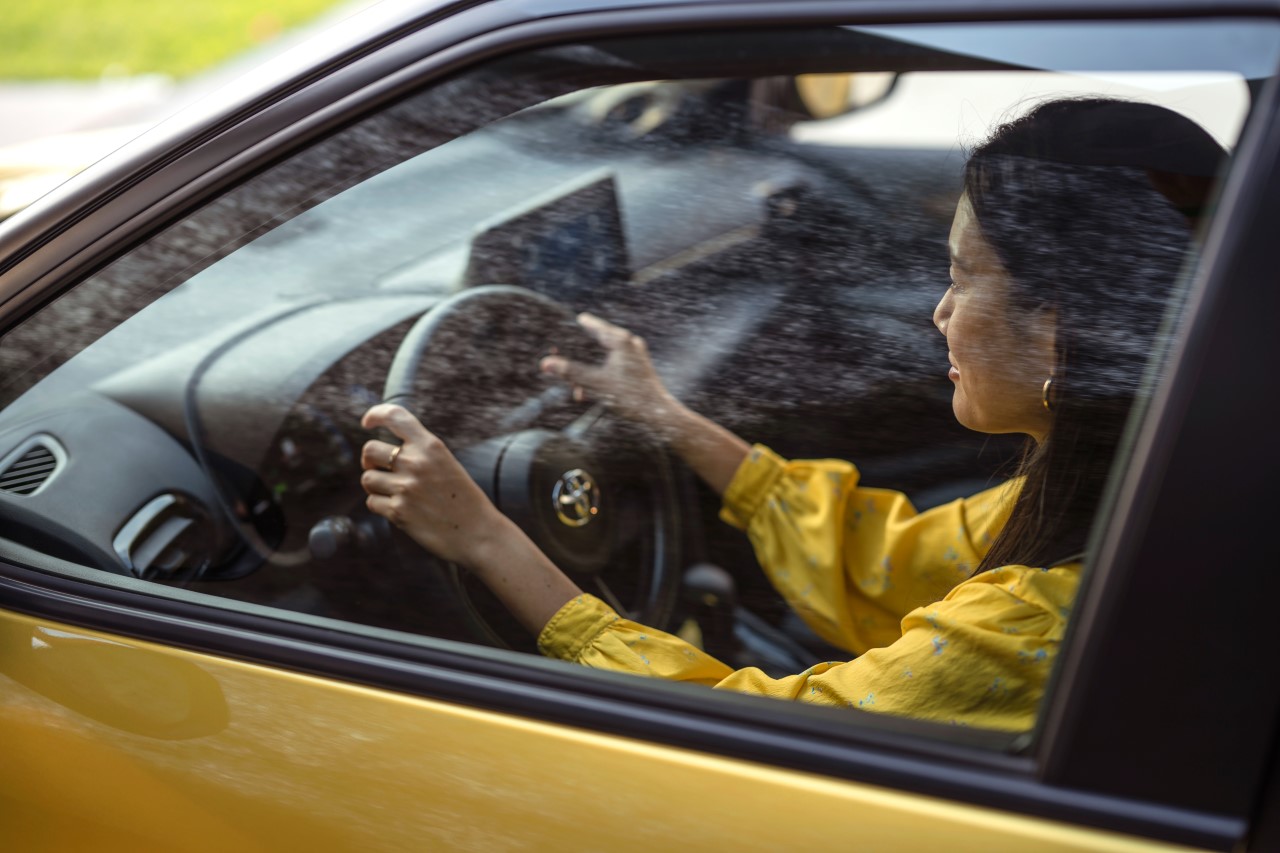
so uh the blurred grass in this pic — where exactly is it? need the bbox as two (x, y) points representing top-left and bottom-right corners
(0, 0), (346, 80)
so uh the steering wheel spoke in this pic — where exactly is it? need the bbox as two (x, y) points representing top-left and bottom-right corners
(563, 402), (607, 439)
(494, 384), (574, 434)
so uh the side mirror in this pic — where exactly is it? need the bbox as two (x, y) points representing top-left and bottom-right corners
(792, 72), (899, 120)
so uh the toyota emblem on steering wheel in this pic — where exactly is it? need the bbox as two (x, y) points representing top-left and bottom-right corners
(552, 468), (600, 527)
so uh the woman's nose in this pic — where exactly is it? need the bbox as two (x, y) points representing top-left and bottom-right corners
(933, 288), (952, 334)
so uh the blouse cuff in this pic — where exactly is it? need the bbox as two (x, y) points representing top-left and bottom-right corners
(719, 444), (787, 530)
(537, 594), (621, 662)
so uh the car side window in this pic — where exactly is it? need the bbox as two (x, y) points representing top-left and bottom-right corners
(0, 21), (1270, 737)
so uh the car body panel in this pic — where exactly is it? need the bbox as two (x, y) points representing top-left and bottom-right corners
(0, 606), (1206, 852)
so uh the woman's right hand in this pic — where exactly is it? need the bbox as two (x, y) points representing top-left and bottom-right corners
(361, 403), (585, 635)
(540, 313), (683, 432)
(360, 404), (511, 568)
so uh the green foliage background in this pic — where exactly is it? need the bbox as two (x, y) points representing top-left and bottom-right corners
(0, 0), (345, 79)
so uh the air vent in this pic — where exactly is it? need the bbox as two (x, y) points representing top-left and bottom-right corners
(114, 493), (217, 579)
(0, 441), (60, 495)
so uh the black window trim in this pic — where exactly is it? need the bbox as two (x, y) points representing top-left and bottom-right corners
(0, 0), (1277, 849)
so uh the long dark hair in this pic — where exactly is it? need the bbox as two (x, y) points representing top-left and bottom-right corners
(965, 98), (1227, 572)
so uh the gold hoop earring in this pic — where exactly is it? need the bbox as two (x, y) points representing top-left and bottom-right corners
(1042, 377), (1055, 413)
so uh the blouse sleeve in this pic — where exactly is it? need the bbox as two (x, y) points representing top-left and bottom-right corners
(538, 594), (734, 686)
(539, 563), (1079, 732)
(720, 445), (1018, 654)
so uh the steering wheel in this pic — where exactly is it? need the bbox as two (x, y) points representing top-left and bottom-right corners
(383, 285), (683, 649)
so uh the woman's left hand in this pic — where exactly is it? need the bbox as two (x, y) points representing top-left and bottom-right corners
(359, 403), (585, 635)
(360, 403), (507, 568)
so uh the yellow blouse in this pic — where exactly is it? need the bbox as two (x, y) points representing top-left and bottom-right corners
(538, 445), (1081, 731)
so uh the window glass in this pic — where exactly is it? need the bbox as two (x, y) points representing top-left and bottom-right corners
(0, 20), (1272, 735)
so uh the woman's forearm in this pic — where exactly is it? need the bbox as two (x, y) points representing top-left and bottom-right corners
(460, 516), (584, 636)
(651, 396), (750, 496)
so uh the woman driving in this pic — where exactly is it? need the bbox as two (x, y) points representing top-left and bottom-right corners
(358, 98), (1225, 731)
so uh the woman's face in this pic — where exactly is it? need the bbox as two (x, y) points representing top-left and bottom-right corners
(933, 193), (1055, 442)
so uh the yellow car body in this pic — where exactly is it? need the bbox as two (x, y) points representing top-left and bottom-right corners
(1, 608), (1197, 852)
